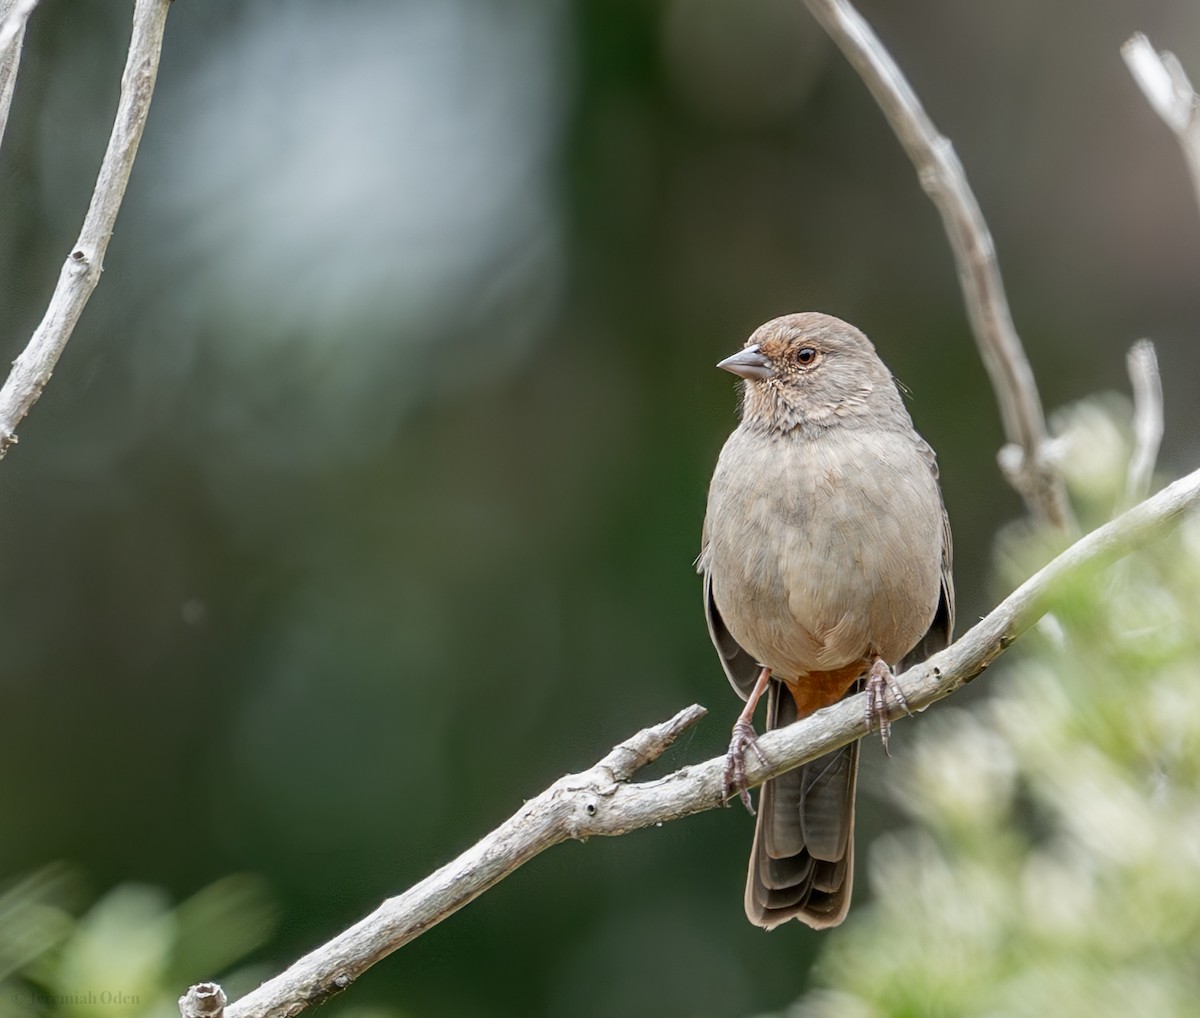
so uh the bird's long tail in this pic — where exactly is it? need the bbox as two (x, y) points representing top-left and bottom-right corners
(744, 680), (858, 930)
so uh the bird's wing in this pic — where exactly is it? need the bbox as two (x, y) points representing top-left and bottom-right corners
(702, 565), (762, 701)
(901, 438), (955, 669)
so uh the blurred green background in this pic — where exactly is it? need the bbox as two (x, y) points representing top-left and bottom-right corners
(2, 1), (1200, 1016)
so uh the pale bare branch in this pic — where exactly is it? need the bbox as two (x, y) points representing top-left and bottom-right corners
(1123, 33), (1200, 217)
(0, 0), (171, 458)
(1125, 339), (1163, 508)
(216, 705), (710, 1018)
(800, 0), (1074, 532)
(190, 465), (1200, 1018)
(0, 0), (39, 152)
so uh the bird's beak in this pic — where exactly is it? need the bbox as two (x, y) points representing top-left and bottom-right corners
(717, 344), (775, 381)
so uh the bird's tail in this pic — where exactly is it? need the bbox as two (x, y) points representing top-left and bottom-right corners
(744, 680), (858, 930)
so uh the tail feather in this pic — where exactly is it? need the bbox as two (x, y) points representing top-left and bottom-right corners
(744, 680), (858, 930)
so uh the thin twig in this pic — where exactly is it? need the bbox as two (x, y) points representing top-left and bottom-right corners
(0, 0), (40, 153)
(1125, 339), (1163, 508)
(801, 0), (1074, 532)
(202, 465), (1200, 1018)
(0, 0), (170, 459)
(1123, 33), (1200, 217)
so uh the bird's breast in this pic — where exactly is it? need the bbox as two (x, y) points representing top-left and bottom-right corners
(703, 423), (943, 681)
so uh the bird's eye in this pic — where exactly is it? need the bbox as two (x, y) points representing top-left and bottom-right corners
(796, 347), (817, 365)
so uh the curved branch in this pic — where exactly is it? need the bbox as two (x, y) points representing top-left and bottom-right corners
(0, 0), (170, 458)
(198, 465), (1200, 1018)
(801, 0), (1074, 532)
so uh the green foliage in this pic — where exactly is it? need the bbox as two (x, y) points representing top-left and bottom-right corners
(788, 398), (1200, 1018)
(0, 872), (276, 1018)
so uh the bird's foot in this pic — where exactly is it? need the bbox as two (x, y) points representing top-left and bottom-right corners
(865, 656), (911, 755)
(723, 718), (768, 814)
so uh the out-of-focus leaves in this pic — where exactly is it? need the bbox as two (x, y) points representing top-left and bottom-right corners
(170, 876), (276, 988)
(0, 876), (281, 1018)
(55, 885), (174, 1018)
(0, 866), (80, 984)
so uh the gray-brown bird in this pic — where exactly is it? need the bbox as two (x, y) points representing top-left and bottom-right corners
(698, 312), (954, 930)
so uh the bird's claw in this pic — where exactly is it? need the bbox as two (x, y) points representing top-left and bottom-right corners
(722, 718), (768, 813)
(865, 656), (911, 755)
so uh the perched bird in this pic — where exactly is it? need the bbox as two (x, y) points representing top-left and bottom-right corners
(697, 312), (954, 930)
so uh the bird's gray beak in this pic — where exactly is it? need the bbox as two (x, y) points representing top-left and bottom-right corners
(717, 344), (775, 381)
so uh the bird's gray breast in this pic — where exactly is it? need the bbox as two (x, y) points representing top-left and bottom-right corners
(702, 423), (944, 680)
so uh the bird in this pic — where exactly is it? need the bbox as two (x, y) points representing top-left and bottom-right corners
(697, 312), (954, 930)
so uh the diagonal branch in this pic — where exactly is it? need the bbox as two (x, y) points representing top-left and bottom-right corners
(197, 464), (1200, 1018)
(0, 0), (171, 459)
(217, 705), (711, 1018)
(801, 0), (1074, 533)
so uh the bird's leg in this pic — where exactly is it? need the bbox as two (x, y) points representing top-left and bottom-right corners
(723, 666), (772, 813)
(865, 656), (912, 754)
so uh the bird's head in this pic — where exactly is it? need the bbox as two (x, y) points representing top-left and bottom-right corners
(719, 312), (906, 433)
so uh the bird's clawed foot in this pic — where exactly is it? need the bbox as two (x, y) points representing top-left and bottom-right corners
(722, 717), (768, 814)
(865, 656), (911, 754)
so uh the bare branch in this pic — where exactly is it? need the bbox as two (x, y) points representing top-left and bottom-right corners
(207, 467), (1200, 1018)
(1122, 33), (1200, 216)
(0, 0), (39, 152)
(800, 0), (1074, 532)
(0, 0), (170, 459)
(214, 705), (710, 1018)
(1125, 339), (1163, 507)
